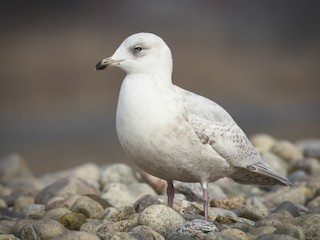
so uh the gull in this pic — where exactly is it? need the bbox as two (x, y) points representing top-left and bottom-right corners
(95, 32), (294, 220)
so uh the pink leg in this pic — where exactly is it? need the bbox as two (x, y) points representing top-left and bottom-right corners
(202, 182), (209, 221)
(166, 180), (174, 208)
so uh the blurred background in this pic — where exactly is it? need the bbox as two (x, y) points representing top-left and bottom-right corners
(0, 1), (319, 175)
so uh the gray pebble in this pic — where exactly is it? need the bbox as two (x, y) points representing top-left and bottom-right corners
(59, 212), (87, 230)
(250, 134), (276, 153)
(0, 234), (21, 240)
(133, 194), (161, 213)
(273, 224), (305, 240)
(51, 231), (100, 240)
(273, 201), (300, 217)
(102, 182), (156, 208)
(70, 195), (104, 219)
(96, 219), (138, 238)
(271, 140), (303, 163)
(79, 219), (103, 233)
(104, 206), (136, 222)
(32, 217), (68, 239)
(0, 220), (15, 234)
(138, 204), (185, 238)
(130, 225), (165, 240)
(255, 211), (296, 228)
(247, 226), (276, 239)
(167, 219), (217, 240)
(295, 214), (320, 239)
(289, 158), (320, 176)
(204, 232), (242, 240)
(22, 204), (45, 218)
(265, 187), (306, 206)
(99, 163), (140, 187)
(19, 224), (41, 240)
(238, 197), (269, 221)
(256, 234), (298, 240)
(35, 177), (99, 205)
(45, 208), (71, 221)
(174, 182), (226, 202)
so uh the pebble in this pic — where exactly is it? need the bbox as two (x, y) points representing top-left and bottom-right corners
(59, 212), (87, 230)
(247, 226), (276, 239)
(1, 135), (320, 240)
(271, 140), (303, 163)
(102, 182), (156, 208)
(99, 163), (140, 187)
(51, 231), (101, 240)
(167, 219), (217, 240)
(250, 134), (276, 153)
(210, 196), (245, 209)
(238, 197), (269, 221)
(138, 204), (185, 238)
(273, 223), (305, 240)
(130, 225), (165, 240)
(133, 194), (161, 213)
(70, 195), (104, 219)
(35, 177), (99, 205)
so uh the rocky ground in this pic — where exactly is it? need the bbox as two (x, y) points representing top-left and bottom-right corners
(0, 134), (320, 240)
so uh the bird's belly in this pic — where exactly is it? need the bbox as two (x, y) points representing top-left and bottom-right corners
(116, 112), (232, 183)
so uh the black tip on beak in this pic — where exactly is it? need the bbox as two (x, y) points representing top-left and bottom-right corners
(95, 61), (107, 71)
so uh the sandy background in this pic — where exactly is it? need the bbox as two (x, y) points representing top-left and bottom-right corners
(0, 1), (319, 175)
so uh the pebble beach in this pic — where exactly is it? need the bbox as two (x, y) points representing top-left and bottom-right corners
(1, 134), (320, 240)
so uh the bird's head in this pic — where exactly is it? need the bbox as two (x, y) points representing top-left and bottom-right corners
(96, 32), (173, 76)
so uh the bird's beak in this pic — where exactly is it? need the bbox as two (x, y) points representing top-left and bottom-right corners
(95, 57), (122, 71)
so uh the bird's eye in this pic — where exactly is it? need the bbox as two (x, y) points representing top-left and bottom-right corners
(133, 47), (142, 53)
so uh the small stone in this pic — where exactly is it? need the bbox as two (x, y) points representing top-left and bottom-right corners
(238, 197), (269, 221)
(138, 204), (185, 238)
(51, 231), (100, 240)
(22, 204), (45, 218)
(104, 206), (136, 222)
(0, 207), (22, 219)
(265, 187), (306, 207)
(255, 211), (296, 228)
(32, 217), (68, 239)
(221, 229), (249, 240)
(12, 219), (36, 237)
(107, 232), (148, 240)
(178, 200), (206, 221)
(70, 195), (104, 219)
(295, 214), (320, 239)
(80, 219), (103, 233)
(130, 225), (165, 240)
(0, 154), (34, 184)
(96, 219), (138, 238)
(250, 134), (276, 153)
(45, 208), (71, 221)
(271, 140), (303, 163)
(45, 195), (80, 210)
(167, 219), (217, 240)
(35, 177), (99, 205)
(210, 196), (245, 209)
(0, 220), (15, 234)
(59, 212), (87, 230)
(256, 234), (298, 240)
(273, 201), (300, 217)
(13, 196), (34, 212)
(0, 234), (20, 240)
(99, 164), (140, 187)
(102, 183), (156, 208)
(273, 224), (305, 240)
(0, 199), (7, 208)
(247, 226), (276, 239)
(228, 222), (254, 233)
(133, 194), (161, 213)
(19, 224), (40, 240)
(174, 182), (226, 203)
(288, 158), (320, 176)
(204, 232), (243, 240)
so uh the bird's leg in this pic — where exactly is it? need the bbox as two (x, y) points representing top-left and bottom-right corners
(201, 181), (209, 221)
(166, 180), (174, 208)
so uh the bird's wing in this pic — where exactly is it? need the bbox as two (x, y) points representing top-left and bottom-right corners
(175, 86), (294, 186)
